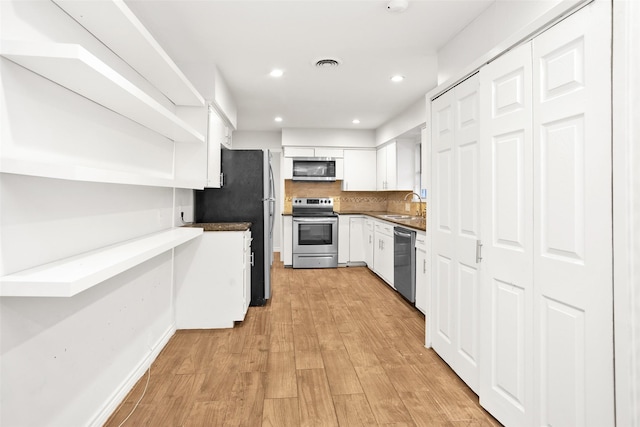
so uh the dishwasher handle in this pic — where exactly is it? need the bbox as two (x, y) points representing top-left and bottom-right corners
(393, 229), (413, 238)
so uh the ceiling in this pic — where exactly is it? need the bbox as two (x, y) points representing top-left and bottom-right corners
(125, 0), (494, 132)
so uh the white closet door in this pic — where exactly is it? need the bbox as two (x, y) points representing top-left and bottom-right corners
(431, 74), (481, 392)
(479, 42), (534, 427)
(432, 88), (456, 366)
(532, 1), (613, 425)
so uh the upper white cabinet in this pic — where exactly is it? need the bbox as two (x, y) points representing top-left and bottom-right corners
(206, 107), (224, 188)
(283, 147), (343, 158)
(53, 0), (204, 106)
(342, 149), (376, 191)
(376, 140), (414, 191)
(283, 147), (315, 158)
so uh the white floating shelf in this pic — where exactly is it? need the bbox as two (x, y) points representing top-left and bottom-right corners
(0, 227), (203, 297)
(0, 41), (205, 143)
(53, 0), (204, 107)
(0, 157), (205, 190)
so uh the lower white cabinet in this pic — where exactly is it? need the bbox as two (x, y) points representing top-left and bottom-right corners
(349, 216), (365, 263)
(415, 231), (427, 314)
(174, 229), (252, 329)
(338, 214), (366, 265)
(338, 215), (351, 265)
(373, 221), (394, 288)
(364, 219), (374, 268)
(283, 215), (293, 266)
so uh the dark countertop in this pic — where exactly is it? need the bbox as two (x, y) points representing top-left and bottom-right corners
(339, 211), (426, 232)
(183, 222), (252, 232)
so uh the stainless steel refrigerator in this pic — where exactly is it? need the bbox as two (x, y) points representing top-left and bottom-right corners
(195, 149), (275, 306)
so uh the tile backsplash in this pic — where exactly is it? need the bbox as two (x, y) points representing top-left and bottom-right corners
(284, 180), (425, 216)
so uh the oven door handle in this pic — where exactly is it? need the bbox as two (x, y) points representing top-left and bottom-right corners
(293, 217), (337, 223)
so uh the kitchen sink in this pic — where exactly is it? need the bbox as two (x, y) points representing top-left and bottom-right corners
(381, 214), (413, 219)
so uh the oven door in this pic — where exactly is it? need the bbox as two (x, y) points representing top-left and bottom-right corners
(293, 216), (338, 254)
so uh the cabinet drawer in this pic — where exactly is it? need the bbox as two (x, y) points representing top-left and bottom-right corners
(374, 222), (393, 236)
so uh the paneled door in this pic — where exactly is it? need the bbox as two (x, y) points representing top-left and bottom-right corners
(532, 1), (613, 425)
(479, 1), (614, 426)
(479, 41), (534, 427)
(431, 73), (481, 393)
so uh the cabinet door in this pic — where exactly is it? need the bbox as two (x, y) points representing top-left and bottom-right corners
(431, 73), (481, 393)
(338, 215), (350, 264)
(283, 216), (293, 266)
(376, 146), (387, 190)
(349, 217), (365, 263)
(283, 157), (293, 179)
(374, 222), (394, 287)
(283, 147), (314, 157)
(206, 107), (223, 188)
(343, 149), (376, 191)
(243, 231), (252, 316)
(385, 141), (397, 190)
(314, 148), (343, 158)
(415, 233), (427, 314)
(364, 220), (374, 268)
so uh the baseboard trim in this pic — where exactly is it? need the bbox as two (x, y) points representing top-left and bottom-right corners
(89, 323), (177, 427)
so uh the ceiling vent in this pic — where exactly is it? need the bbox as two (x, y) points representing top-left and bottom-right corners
(315, 58), (340, 69)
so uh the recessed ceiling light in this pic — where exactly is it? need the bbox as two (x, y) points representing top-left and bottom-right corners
(391, 75), (405, 82)
(270, 69), (284, 77)
(352, 119), (360, 124)
(274, 117), (283, 122)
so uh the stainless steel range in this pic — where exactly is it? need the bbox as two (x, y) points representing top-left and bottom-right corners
(292, 197), (338, 268)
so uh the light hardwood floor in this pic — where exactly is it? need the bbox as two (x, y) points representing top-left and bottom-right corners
(104, 258), (501, 426)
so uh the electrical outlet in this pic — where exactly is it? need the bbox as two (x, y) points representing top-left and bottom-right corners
(404, 203), (410, 212)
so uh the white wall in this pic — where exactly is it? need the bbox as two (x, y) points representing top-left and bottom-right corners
(437, 0), (569, 85)
(0, 1), (187, 425)
(375, 97), (426, 146)
(282, 128), (376, 148)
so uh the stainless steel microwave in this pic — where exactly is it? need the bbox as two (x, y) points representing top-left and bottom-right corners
(292, 157), (336, 181)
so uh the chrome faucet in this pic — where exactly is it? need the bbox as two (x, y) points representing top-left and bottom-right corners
(404, 192), (424, 217)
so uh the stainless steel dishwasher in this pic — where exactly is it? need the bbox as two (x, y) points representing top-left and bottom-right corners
(394, 226), (416, 303)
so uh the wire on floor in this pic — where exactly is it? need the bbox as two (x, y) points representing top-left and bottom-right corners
(116, 365), (151, 427)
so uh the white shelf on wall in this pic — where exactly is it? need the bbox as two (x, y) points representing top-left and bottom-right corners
(0, 41), (205, 144)
(0, 157), (205, 190)
(53, 0), (205, 107)
(0, 227), (203, 297)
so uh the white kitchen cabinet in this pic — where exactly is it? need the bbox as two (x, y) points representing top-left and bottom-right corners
(283, 146), (315, 157)
(338, 215), (350, 265)
(283, 215), (293, 266)
(364, 219), (374, 269)
(349, 216), (366, 264)
(314, 148), (344, 158)
(283, 147), (344, 158)
(206, 106), (224, 188)
(374, 220), (394, 288)
(376, 140), (414, 191)
(342, 149), (376, 191)
(415, 231), (427, 314)
(174, 229), (252, 329)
